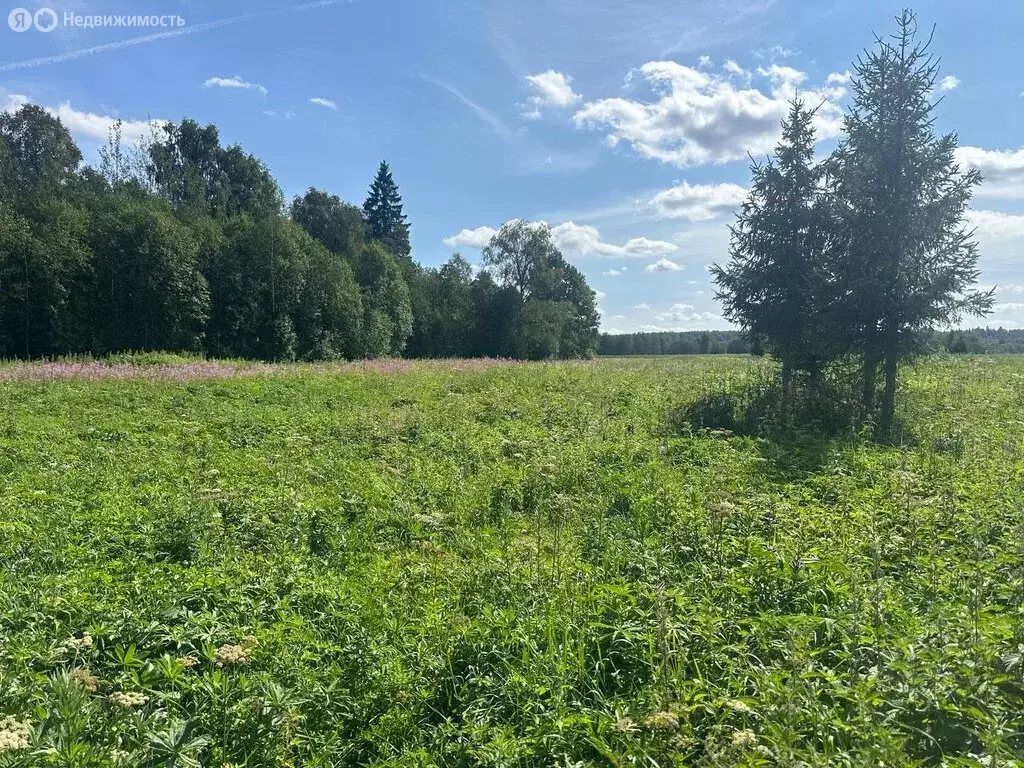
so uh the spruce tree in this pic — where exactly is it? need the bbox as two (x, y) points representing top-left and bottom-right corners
(362, 160), (411, 259)
(828, 10), (992, 432)
(712, 98), (830, 391)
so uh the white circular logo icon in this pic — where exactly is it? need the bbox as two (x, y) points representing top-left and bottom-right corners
(33, 7), (57, 32)
(8, 7), (33, 31)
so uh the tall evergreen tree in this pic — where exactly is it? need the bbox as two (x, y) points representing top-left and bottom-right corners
(362, 160), (411, 259)
(712, 98), (831, 390)
(828, 11), (992, 432)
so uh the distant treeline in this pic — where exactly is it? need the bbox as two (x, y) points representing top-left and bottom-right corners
(0, 108), (598, 362)
(600, 328), (1024, 356)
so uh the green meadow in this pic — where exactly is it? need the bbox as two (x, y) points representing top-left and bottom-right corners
(1, 355), (1023, 766)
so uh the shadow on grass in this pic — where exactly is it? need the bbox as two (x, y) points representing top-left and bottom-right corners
(661, 376), (901, 482)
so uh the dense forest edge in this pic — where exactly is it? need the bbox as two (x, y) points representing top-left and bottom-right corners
(0, 117), (599, 363)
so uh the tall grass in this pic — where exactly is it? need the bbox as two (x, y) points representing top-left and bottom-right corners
(0, 355), (1021, 766)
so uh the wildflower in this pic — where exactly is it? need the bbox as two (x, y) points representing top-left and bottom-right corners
(241, 635), (258, 649)
(724, 698), (752, 714)
(109, 691), (148, 709)
(214, 644), (250, 665)
(111, 749), (133, 764)
(643, 711), (679, 730)
(0, 717), (32, 752)
(178, 656), (199, 670)
(61, 634), (93, 652)
(613, 717), (638, 734)
(706, 500), (737, 518)
(731, 729), (758, 748)
(70, 668), (100, 693)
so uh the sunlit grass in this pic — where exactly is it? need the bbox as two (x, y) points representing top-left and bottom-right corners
(1, 355), (1022, 766)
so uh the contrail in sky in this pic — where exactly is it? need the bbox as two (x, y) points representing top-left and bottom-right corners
(0, 0), (346, 73)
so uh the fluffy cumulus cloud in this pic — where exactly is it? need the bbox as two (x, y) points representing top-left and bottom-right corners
(645, 257), (683, 272)
(938, 74), (960, 91)
(988, 301), (1024, 328)
(2, 91), (158, 143)
(49, 103), (159, 142)
(968, 210), (1024, 239)
(443, 226), (498, 249)
(957, 146), (1024, 199)
(523, 71), (581, 119)
(652, 302), (721, 327)
(603, 267), (626, 276)
(309, 97), (337, 110)
(443, 221), (675, 258)
(203, 75), (268, 96)
(550, 222), (676, 257)
(652, 181), (747, 220)
(1, 90), (28, 112)
(573, 60), (845, 167)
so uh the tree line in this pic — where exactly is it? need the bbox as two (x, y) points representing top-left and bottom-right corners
(0, 113), (599, 362)
(600, 330), (757, 356)
(600, 328), (1024, 357)
(712, 11), (995, 433)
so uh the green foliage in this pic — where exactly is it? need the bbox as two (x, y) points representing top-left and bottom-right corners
(481, 220), (599, 359)
(86, 195), (210, 354)
(0, 105), (82, 204)
(362, 160), (410, 259)
(355, 242), (414, 357)
(713, 99), (832, 379)
(826, 10), (992, 430)
(0, 355), (1022, 765)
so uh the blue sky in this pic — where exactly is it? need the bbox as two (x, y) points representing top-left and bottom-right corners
(2, 0), (1023, 331)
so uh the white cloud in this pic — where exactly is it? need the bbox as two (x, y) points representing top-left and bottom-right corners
(634, 303), (651, 310)
(698, 55), (712, 67)
(551, 222), (677, 257)
(523, 70), (581, 119)
(756, 45), (796, 60)
(2, 91), (159, 142)
(652, 180), (746, 220)
(603, 267), (627, 276)
(757, 64), (806, 90)
(49, 102), (159, 142)
(1, 90), (29, 112)
(444, 220), (675, 258)
(957, 146), (1024, 199)
(621, 236), (678, 256)
(938, 74), (960, 92)
(998, 283), (1024, 294)
(645, 258), (683, 273)
(310, 97), (337, 110)
(653, 302), (721, 327)
(723, 59), (749, 80)
(573, 60), (844, 167)
(595, 290), (607, 300)
(827, 70), (852, 85)
(968, 210), (1024, 239)
(203, 75), (267, 96)
(443, 226), (498, 249)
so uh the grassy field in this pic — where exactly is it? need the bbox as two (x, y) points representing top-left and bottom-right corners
(1, 355), (1023, 767)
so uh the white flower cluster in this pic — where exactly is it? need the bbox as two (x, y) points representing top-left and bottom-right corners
(214, 644), (250, 665)
(109, 691), (148, 709)
(61, 634), (93, 652)
(0, 717), (32, 752)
